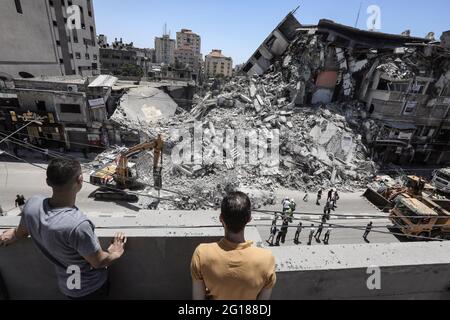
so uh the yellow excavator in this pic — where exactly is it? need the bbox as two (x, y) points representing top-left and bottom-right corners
(90, 134), (164, 201)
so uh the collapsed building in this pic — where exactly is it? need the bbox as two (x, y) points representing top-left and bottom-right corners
(92, 14), (450, 210)
(244, 16), (450, 165)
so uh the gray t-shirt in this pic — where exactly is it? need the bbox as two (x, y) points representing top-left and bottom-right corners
(22, 196), (107, 298)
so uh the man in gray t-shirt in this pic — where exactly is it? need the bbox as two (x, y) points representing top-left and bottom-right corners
(0, 158), (126, 299)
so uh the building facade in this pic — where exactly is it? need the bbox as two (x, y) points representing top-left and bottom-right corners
(155, 34), (176, 65)
(174, 29), (202, 82)
(0, 75), (117, 151)
(205, 50), (233, 78)
(98, 38), (138, 76)
(0, 0), (99, 79)
(176, 29), (201, 55)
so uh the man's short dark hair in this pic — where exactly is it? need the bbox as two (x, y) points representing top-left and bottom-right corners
(47, 158), (81, 187)
(221, 192), (252, 233)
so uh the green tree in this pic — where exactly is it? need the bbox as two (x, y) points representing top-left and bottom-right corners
(118, 63), (144, 77)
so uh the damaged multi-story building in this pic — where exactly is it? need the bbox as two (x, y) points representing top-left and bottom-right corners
(0, 74), (118, 150)
(242, 14), (450, 166)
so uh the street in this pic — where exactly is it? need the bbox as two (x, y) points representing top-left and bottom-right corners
(0, 160), (399, 246)
(253, 188), (399, 247)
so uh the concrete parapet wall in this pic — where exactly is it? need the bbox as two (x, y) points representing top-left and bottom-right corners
(1, 214), (450, 300)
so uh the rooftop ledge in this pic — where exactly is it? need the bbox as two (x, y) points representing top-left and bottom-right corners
(1, 212), (450, 300)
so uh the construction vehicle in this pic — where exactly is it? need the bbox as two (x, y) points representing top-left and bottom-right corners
(364, 175), (450, 240)
(389, 193), (450, 240)
(431, 168), (450, 195)
(90, 135), (164, 201)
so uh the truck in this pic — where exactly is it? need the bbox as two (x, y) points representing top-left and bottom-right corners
(364, 175), (450, 240)
(90, 135), (164, 201)
(431, 168), (450, 195)
(389, 193), (450, 240)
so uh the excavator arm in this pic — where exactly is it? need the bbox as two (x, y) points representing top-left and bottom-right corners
(116, 134), (164, 189)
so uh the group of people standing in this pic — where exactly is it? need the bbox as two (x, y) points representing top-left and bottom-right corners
(267, 190), (376, 247)
(267, 190), (341, 247)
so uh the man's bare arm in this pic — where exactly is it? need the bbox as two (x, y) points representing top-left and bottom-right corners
(0, 219), (29, 247)
(192, 280), (207, 300)
(83, 232), (126, 269)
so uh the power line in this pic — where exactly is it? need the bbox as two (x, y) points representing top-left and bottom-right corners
(0, 130), (108, 150)
(0, 149), (446, 242)
(3, 136), (450, 221)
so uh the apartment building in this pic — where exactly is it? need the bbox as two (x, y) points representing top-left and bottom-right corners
(205, 50), (233, 78)
(0, 0), (100, 79)
(155, 34), (176, 65)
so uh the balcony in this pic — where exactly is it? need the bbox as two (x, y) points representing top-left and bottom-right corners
(1, 213), (450, 300)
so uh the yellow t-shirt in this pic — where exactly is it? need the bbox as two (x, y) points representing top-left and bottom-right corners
(191, 238), (277, 300)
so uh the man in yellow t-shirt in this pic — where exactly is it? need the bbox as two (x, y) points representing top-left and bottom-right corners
(191, 192), (277, 300)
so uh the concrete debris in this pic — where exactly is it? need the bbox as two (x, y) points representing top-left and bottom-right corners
(98, 21), (450, 210)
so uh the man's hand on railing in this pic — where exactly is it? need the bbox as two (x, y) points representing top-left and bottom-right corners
(0, 229), (18, 247)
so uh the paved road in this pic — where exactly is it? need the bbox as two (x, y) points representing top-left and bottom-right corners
(254, 188), (399, 246)
(0, 160), (142, 216)
(0, 160), (400, 245)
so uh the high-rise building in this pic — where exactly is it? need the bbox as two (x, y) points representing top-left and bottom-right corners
(155, 34), (176, 65)
(0, 0), (100, 79)
(205, 50), (233, 78)
(176, 29), (201, 55)
(174, 29), (202, 81)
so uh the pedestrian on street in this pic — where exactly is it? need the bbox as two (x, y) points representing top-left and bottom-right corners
(315, 219), (325, 242)
(43, 148), (50, 161)
(332, 190), (340, 210)
(324, 201), (332, 220)
(327, 189), (334, 202)
(288, 199), (296, 223)
(308, 224), (316, 246)
(275, 229), (283, 247)
(303, 192), (309, 202)
(282, 197), (291, 217)
(82, 148), (88, 159)
(323, 228), (332, 245)
(363, 222), (373, 242)
(0, 204), (4, 217)
(316, 189), (323, 206)
(280, 218), (289, 244)
(294, 222), (303, 244)
(15, 195), (26, 211)
(267, 220), (279, 246)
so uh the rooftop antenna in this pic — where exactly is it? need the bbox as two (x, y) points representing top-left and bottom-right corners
(291, 4), (301, 15)
(354, 2), (363, 28)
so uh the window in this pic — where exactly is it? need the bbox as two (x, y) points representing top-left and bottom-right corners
(60, 104), (81, 114)
(36, 101), (46, 112)
(265, 35), (277, 49)
(93, 54), (98, 61)
(254, 51), (262, 60)
(75, 52), (81, 59)
(14, 0), (23, 14)
(85, 53), (90, 60)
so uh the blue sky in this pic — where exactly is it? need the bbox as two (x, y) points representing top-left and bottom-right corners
(93, 0), (450, 64)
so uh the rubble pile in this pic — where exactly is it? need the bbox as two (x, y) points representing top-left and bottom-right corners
(103, 32), (385, 210)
